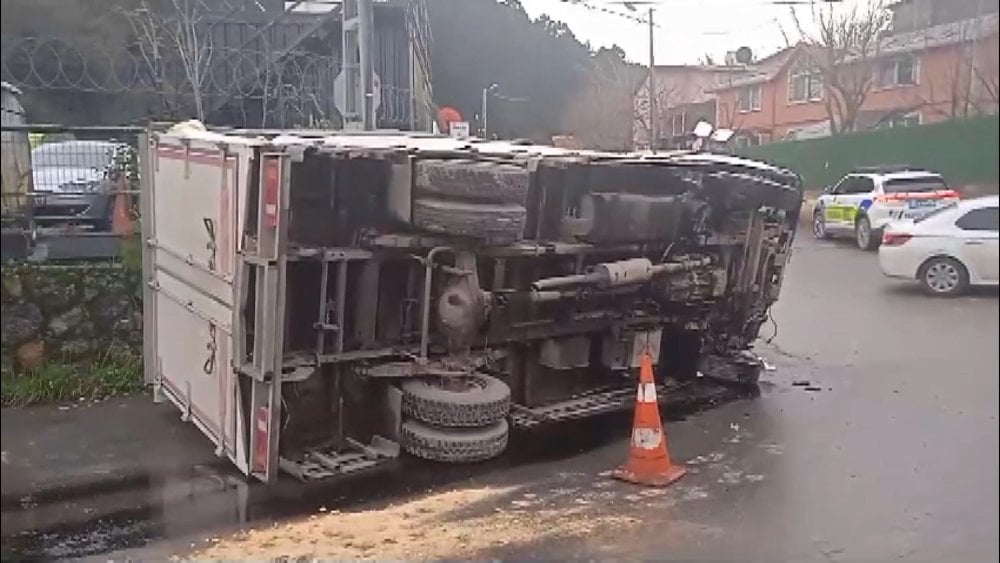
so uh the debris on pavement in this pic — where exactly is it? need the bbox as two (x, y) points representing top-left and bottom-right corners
(192, 486), (643, 560)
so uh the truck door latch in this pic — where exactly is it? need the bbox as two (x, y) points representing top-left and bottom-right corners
(203, 323), (217, 375)
(204, 217), (217, 271)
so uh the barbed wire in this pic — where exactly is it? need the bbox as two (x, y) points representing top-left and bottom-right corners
(1, 34), (413, 127)
(1, 35), (338, 97)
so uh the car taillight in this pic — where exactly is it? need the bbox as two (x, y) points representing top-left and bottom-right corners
(882, 232), (912, 246)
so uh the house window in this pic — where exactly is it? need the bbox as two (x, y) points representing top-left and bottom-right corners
(671, 113), (686, 136)
(737, 85), (762, 112)
(788, 61), (823, 103)
(880, 112), (921, 129)
(733, 132), (763, 148)
(878, 56), (918, 88)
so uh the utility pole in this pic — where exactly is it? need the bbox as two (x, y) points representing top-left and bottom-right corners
(341, 0), (375, 130)
(359, 0), (375, 130)
(647, 7), (656, 152)
(605, 1), (658, 150)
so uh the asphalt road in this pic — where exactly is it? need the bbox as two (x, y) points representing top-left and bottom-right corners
(591, 235), (1000, 561)
(3, 235), (997, 561)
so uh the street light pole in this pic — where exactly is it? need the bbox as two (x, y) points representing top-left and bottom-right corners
(358, 0), (375, 130)
(647, 6), (656, 152)
(482, 83), (498, 137)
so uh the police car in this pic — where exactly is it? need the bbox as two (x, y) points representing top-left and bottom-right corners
(812, 166), (960, 250)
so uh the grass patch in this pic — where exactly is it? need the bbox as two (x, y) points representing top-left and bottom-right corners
(1, 347), (144, 407)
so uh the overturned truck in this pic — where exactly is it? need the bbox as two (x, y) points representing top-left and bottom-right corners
(143, 127), (802, 483)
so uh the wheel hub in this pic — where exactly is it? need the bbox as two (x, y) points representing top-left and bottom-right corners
(429, 374), (487, 393)
(926, 262), (959, 292)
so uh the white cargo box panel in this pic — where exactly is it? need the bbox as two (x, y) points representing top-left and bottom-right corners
(149, 134), (258, 473)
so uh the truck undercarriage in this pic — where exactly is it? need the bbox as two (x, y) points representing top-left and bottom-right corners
(145, 128), (802, 482)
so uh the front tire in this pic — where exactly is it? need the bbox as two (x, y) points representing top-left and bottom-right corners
(919, 256), (969, 296)
(813, 210), (829, 239)
(855, 216), (878, 251)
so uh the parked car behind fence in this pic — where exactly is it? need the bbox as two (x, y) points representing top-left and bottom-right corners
(0, 123), (145, 262)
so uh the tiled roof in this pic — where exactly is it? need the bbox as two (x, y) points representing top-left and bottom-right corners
(708, 45), (804, 90)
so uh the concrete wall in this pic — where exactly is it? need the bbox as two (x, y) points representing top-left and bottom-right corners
(1, 263), (140, 373)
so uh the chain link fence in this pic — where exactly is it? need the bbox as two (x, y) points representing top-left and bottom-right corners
(1, 123), (145, 262)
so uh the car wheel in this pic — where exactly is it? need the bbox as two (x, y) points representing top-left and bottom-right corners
(919, 256), (969, 296)
(813, 210), (829, 239)
(855, 216), (877, 251)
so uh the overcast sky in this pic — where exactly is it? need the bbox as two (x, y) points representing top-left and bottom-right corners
(518, 0), (873, 65)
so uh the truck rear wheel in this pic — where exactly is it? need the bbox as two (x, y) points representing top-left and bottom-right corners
(401, 373), (511, 427)
(412, 198), (526, 244)
(401, 419), (509, 463)
(414, 159), (529, 205)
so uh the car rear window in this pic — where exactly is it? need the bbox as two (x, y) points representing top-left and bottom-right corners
(883, 177), (947, 194)
(32, 143), (115, 169)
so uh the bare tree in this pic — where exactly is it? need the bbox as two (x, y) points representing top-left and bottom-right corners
(911, 18), (999, 121)
(967, 26), (999, 115)
(561, 49), (644, 150)
(793, 1), (891, 134)
(632, 79), (680, 150)
(122, 0), (213, 121)
(715, 97), (747, 133)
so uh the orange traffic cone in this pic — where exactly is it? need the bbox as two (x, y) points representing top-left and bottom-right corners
(610, 352), (687, 487)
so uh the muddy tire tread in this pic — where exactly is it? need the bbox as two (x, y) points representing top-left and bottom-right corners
(401, 374), (511, 427)
(414, 159), (529, 205)
(401, 419), (509, 463)
(411, 198), (526, 244)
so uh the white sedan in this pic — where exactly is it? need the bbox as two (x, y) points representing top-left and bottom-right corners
(879, 195), (999, 296)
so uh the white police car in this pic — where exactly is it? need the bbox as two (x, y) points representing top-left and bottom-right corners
(812, 166), (959, 250)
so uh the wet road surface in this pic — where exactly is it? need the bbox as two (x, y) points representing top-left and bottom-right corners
(2, 236), (997, 560)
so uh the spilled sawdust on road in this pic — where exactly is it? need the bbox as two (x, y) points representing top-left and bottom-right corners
(191, 484), (641, 559)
